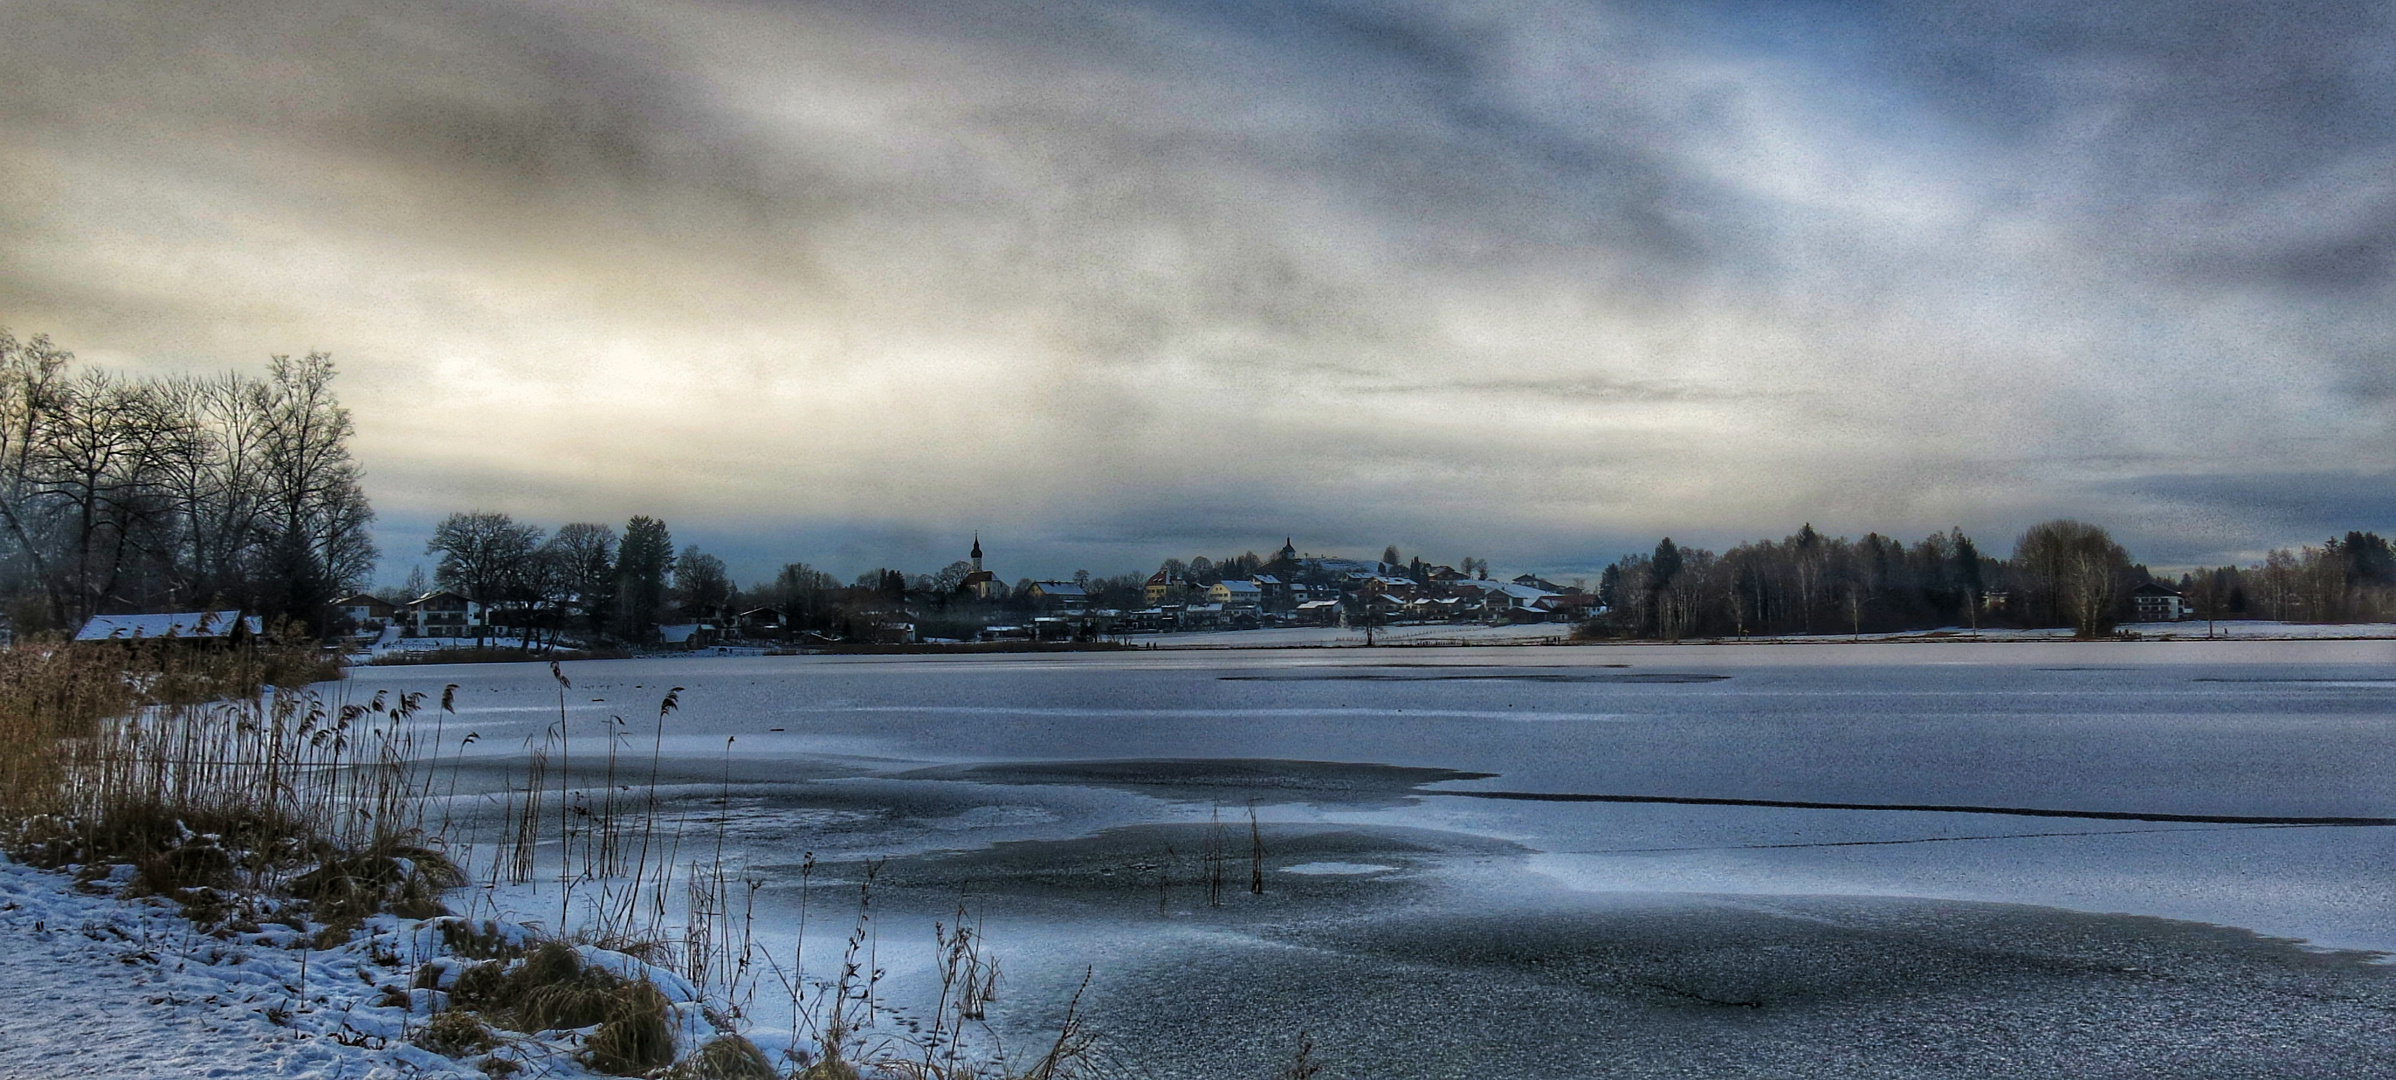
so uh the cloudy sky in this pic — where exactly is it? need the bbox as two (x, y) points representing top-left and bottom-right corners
(2, 0), (2390, 583)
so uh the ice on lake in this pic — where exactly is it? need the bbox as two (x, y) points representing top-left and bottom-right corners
(343, 639), (2396, 1078)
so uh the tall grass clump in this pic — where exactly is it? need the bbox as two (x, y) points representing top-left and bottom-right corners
(2, 632), (448, 925)
(3, 642), (1120, 1080)
(0, 637), (137, 823)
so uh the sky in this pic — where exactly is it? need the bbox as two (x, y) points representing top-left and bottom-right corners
(1, 0), (2390, 584)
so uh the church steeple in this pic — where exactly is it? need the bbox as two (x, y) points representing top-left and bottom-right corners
(971, 533), (983, 571)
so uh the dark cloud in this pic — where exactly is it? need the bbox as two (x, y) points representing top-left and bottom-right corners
(2090, 472), (2396, 564)
(1865, 1), (2396, 290)
(1, 0), (2390, 580)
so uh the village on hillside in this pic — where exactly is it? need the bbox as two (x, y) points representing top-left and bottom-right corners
(307, 537), (1601, 653)
(65, 514), (2387, 657)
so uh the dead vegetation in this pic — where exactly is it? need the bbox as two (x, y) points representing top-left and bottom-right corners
(437, 941), (679, 1074)
(0, 646), (1143, 1080)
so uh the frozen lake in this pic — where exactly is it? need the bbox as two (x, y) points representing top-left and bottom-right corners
(349, 639), (2396, 1077)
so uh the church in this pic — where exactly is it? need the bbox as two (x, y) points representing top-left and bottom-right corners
(960, 534), (1002, 600)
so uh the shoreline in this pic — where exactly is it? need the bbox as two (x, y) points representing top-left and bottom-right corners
(340, 623), (2396, 672)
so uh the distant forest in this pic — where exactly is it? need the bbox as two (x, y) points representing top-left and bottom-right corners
(1584, 521), (2396, 640)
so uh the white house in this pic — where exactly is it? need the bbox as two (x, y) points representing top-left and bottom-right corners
(2131, 582), (2189, 622)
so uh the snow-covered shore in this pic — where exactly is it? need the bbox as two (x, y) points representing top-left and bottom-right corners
(0, 856), (718, 1080)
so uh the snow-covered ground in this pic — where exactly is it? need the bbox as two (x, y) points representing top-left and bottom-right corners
(0, 857), (718, 1080)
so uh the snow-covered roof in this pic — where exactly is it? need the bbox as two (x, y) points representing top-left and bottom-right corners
(1214, 580), (1262, 594)
(658, 623), (705, 643)
(75, 611), (249, 642)
(1032, 581), (1088, 596)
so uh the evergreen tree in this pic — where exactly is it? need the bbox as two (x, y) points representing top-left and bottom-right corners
(614, 516), (673, 642)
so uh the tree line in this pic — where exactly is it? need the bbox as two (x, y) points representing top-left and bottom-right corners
(0, 330), (374, 634)
(2178, 532), (2396, 625)
(1588, 520), (2396, 640)
(408, 511), (943, 645)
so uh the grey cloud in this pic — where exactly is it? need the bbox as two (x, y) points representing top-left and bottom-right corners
(3, 0), (2392, 580)
(1348, 375), (1743, 403)
(2088, 472), (2396, 564)
(1871, 1), (2396, 290)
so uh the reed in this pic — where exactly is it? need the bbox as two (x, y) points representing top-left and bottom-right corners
(2, 648), (1110, 1080)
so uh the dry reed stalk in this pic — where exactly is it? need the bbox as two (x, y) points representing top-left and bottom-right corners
(1205, 805), (1227, 908)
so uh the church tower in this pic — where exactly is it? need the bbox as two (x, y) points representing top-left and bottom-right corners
(971, 533), (983, 573)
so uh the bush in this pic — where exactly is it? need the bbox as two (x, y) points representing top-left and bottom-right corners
(288, 841), (464, 922)
(670, 1036), (776, 1080)
(448, 939), (680, 1070)
(415, 1009), (498, 1057)
(583, 981), (676, 1075)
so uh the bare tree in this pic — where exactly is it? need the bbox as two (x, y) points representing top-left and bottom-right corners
(0, 330), (75, 626)
(255, 352), (375, 627)
(31, 370), (194, 624)
(546, 522), (618, 640)
(0, 332), (375, 635)
(2014, 520), (2129, 637)
(427, 511), (543, 647)
(671, 547), (732, 621)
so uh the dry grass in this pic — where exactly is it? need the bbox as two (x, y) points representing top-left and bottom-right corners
(414, 1009), (499, 1057)
(439, 940), (682, 1075)
(669, 1036), (778, 1080)
(0, 645), (1119, 1080)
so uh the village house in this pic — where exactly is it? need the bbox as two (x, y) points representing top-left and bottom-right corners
(329, 593), (398, 631)
(1294, 598), (1342, 626)
(1144, 568), (1186, 604)
(403, 591), (482, 639)
(1027, 581), (1090, 609)
(657, 622), (720, 650)
(1208, 579), (1263, 609)
(2132, 582), (2189, 622)
(733, 607), (788, 640)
